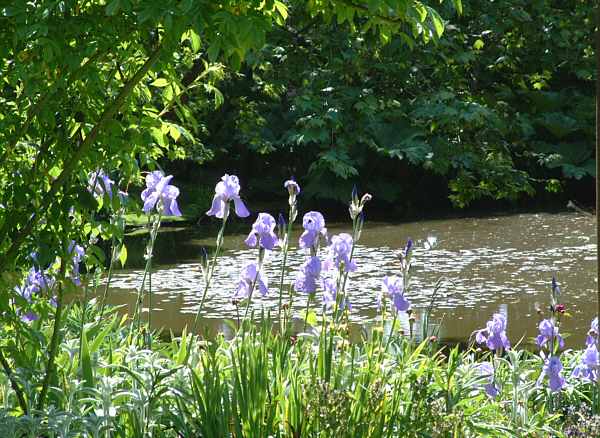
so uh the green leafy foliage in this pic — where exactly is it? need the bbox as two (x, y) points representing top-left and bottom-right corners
(192, 0), (593, 206)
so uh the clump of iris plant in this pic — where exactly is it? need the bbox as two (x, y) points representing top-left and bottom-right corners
(535, 276), (566, 393)
(141, 171), (182, 217)
(473, 313), (510, 400)
(241, 212), (278, 316)
(572, 317), (599, 383)
(206, 174), (250, 219)
(278, 179), (302, 327)
(14, 263), (55, 322)
(133, 171), (182, 340)
(193, 174), (250, 333)
(475, 313), (510, 354)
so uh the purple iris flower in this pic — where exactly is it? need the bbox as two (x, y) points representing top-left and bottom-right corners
(233, 263), (268, 299)
(88, 170), (114, 199)
(477, 362), (499, 398)
(322, 277), (337, 308)
(404, 239), (413, 257)
(379, 276), (410, 312)
(539, 356), (565, 392)
(244, 213), (278, 250)
(21, 311), (39, 323)
(68, 241), (85, 286)
(15, 266), (54, 302)
(299, 211), (327, 250)
(536, 319), (564, 350)
(586, 317), (598, 347)
(572, 343), (599, 383)
(206, 174), (250, 219)
(475, 313), (510, 353)
(141, 171), (182, 216)
(324, 233), (357, 273)
(284, 179), (301, 197)
(294, 256), (321, 294)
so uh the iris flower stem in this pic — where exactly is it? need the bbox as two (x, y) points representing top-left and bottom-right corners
(192, 213), (229, 334)
(148, 212), (162, 348)
(277, 215), (294, 332)
(384, 311), (398, 353)
(243, 247), (264, 321)
(130, 213), (160, 343)
(338, 215), (359, 325)
(302, 294), (312, 331)
(99, 241), (117, 318)
(100, 209), (125, 319)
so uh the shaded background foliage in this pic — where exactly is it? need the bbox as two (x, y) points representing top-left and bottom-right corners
(171, 0), (595, 218)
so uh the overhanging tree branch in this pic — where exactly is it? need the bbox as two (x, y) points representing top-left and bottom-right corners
(0, 43), (163, 272)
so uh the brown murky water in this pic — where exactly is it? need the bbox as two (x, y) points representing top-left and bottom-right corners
(105, 212), (597, 347)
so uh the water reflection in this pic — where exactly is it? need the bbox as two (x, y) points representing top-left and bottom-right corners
(105, 212), (597, 346)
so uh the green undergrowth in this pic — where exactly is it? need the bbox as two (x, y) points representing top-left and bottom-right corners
(0, 302), (596, 437)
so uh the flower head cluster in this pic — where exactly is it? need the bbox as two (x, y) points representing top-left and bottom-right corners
(572, 343), (599, 383)
(294, 256), (321, 294)
(141, 171), (182, 216)
(299, 211), (327, 250)
(349, 186), (372, 220)
(15, 266), (54, 303)
(284, 179), (300, 204)
(379, 276), (410, 313)
(284, 179), (300, 198)
(324, 233), (357, 273)
(321, 277), (337, 308)
(321, 276), (351, 310)
(475, 313), (510, 353)
(68, 241), (85, 286)
(88, 170), (114, 199)
(573, 318), (599, 383)
(206, 174), (249, 219)
(244, 213), (278, 250)
(476, 362), (499, 398)
(14, 262), (56, 323)
(539, 355), (565, 392)
(536, 319), (564, 350)
(233, 263), (268, 299)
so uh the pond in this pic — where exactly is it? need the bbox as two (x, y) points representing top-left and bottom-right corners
(104, 212), (597, 346)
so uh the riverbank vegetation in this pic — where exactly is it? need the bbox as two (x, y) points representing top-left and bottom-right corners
(1, 172), (599, 437)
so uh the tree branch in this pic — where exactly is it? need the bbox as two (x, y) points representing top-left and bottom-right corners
(0, 43), (163, 272)
(0, 349), (28, 414)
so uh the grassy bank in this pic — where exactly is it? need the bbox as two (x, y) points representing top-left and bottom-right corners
(1, 303), (598, 437)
